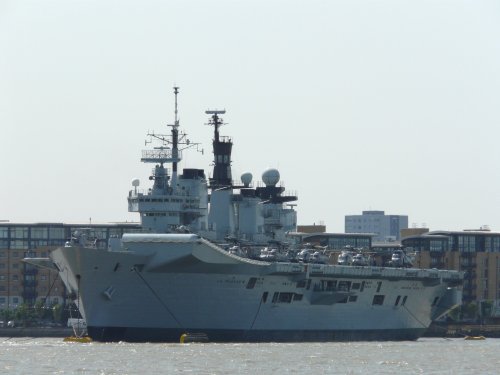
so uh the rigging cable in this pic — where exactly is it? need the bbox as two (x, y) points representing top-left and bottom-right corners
(403, 304), (461, 339)
(249, 293), (265, 331)
(131, 266), (184, 329)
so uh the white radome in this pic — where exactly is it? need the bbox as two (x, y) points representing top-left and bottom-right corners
(241, 172), (253, 187)
(262, 168), (280, 186)
(132, 178), (140, 187)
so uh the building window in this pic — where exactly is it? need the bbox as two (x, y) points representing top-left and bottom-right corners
(49, 228), (65, 240)
(13, 298), (19, 304)
(0, 297), (5, 303)
(0, 228), (8, 239)
(430, 240), (444, 252)
(12, 275), (18, 281)
(10, 241), (28, 250)
(32, 227), (48, 239)
(12, 227), (28, 239)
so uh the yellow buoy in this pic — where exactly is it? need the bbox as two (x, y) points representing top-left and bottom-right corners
(180, 332), (209, 343)
(464, 335), (486, 340)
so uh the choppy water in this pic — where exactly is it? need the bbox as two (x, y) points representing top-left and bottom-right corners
(0, 337), (498, 374)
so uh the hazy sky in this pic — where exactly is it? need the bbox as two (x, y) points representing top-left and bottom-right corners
(1, 0), (499, 232)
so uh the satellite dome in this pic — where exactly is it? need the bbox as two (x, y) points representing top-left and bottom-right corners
(241, 172), (253, 187)
(132, 178), (140, 187)
(262, 168), (280, 187)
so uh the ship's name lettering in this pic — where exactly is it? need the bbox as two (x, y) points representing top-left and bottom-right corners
(217, 279), (245, 284)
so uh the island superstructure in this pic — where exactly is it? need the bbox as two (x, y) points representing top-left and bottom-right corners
(26, 87), (463, 342)
(127, 88), (297, 244)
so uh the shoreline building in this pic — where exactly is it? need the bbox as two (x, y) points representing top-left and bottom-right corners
(345, 211), (408, 242)
(402, 228), (500, 316)
(0, 222), (142, 310)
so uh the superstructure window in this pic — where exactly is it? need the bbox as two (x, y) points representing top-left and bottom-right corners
(293, 293), (303, 301)
(348, 295), (358, 302)
(401, 296), (408, 306)
(337, 281), (351, 292)
(278, 293), (293, 303)
(296, 280), (306, 288)
(271, 292), (300, 304)
(246, 277), (257, 289)
(395, 295), (401, 306)
(272, 292), (279, 303)
(372, 295), (385, 305)
(262, 292), (268, 303)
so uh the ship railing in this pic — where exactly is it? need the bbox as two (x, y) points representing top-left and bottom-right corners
(199, 238), (269, 266)
(128, 190), (202, 199)
(270, 262), (461, 280)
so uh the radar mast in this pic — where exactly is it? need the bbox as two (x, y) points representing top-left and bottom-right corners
(141, 87), (201, 193)
(205, 110), (233, 189)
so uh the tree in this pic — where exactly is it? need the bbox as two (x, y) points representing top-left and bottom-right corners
(0, 309), (14, 322)
(52, 303), (63, 323)
(481, 300), (493, 317)
(463, 302), (478, 321)
(14, 303), (36, 327)
(447, 305), (461, 322)
(34, 300), (46, 321)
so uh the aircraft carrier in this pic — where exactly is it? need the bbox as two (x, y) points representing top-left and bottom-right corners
(28, 87), (463, 342)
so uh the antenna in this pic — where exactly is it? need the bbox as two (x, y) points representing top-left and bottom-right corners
(205, 109), (226, 142)
(141, 87), (202, 166)
(174, 86), (179, 127)
(205, 110), (226, 115)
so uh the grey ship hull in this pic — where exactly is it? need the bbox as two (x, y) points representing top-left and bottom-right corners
(51, 234), (462, 342)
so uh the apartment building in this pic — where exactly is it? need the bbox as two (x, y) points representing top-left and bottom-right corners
(0, 222), (142, 310)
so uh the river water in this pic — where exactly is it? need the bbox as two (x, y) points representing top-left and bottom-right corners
(0, 337), (498, 374)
